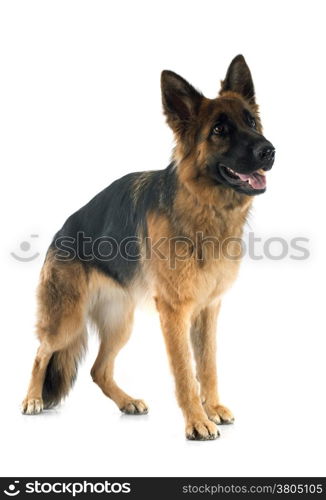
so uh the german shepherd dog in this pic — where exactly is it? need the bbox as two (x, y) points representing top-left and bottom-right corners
(22, 55), (275, 440)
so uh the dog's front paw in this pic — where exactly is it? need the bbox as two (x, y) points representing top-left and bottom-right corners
(186, 417), (220, 441)
(204, 404), (234, 425)
(22, 397), (44, 415)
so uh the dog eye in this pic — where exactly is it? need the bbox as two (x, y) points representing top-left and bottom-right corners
(248, 116), (256, 129)
(212, 124), (226, 136)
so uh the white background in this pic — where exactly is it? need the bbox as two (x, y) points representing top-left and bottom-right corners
(0, 0), (325, 477)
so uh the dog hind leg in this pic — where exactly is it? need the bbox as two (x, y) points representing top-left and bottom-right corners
(90, 290), (148, 415)
(22, 256), (88, 414)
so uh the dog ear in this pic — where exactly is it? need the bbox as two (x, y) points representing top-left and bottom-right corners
(220, 55), (255, 103)
(161, 70), (202, 134)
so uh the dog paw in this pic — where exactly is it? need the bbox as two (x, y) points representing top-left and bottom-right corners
(120, 399), (148, 415)
(186, 418), (220, 441)
(204, 404), (234, 425)
(22, 398), (44, 415)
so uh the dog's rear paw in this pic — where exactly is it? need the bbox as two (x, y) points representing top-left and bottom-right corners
(204, 404), (234, 425)
(186, 418), (220, 441)
(120, 399), (148, 415)
(22, 398), (44, 415)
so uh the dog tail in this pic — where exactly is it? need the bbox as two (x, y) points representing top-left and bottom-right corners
(42, 332), (87, 408)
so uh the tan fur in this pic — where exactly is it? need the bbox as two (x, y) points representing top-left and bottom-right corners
(22, 343), (53, 414)
(88, 271), (148, 413)
(23, 258), (148, 415)
(22, 59), (268, 440)
(138, 92), (258, 437)
(131, 171), (156, 207)
(143, 168), (249, 437)
(23, 116), (250, 435)
(191, 303), (233, 424)
(23, 255), (89, 411)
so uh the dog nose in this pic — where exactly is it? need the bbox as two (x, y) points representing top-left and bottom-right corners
(258, 146), (275, 162)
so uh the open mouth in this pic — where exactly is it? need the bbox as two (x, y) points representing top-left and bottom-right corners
(220, 165), (267, 193)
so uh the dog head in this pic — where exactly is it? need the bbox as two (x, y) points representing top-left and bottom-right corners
(161, 55), (275, 196)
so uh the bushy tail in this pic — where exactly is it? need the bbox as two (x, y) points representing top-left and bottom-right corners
(42, 332), (87, 408)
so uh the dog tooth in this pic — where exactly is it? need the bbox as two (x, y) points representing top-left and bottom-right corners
(257, 168), (266, 175)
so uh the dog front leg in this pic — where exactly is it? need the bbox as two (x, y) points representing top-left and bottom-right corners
(156, 298), (219, 440)
(191, 302), (234, 425)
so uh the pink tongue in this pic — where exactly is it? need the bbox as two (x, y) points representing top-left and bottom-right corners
(237, 173), (251, 181)
(238, 172), (266, 190)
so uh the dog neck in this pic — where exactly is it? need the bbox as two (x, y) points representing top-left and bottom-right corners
(172, 161), (252, 241)
(174, 156), (252, 209)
